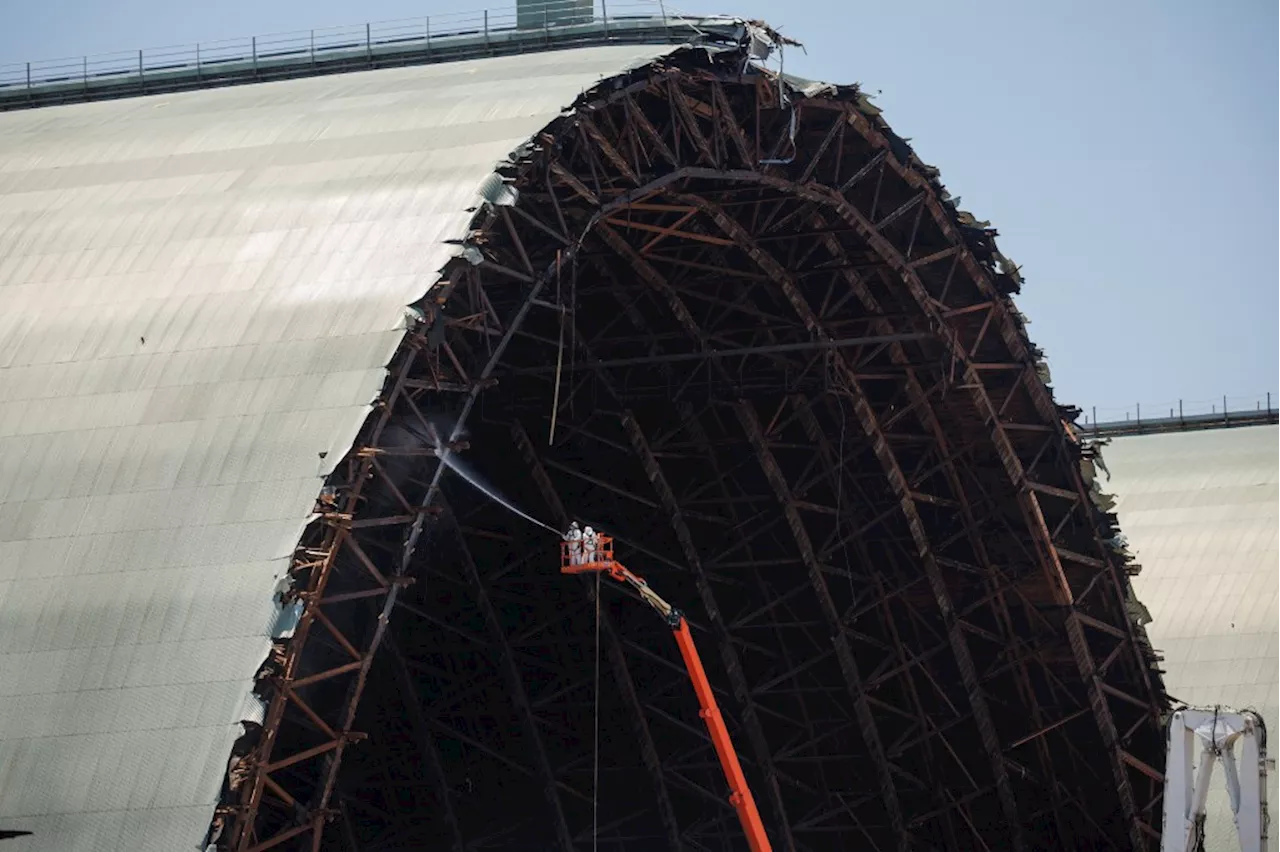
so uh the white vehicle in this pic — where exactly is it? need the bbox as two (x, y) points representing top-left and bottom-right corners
(1162, 705), (1271, 851)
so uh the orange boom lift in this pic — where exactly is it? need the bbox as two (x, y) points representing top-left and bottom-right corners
(561, 534), (773, 852)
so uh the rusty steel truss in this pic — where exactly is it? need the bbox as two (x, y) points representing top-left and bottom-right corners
(211, 42), (1169, 852)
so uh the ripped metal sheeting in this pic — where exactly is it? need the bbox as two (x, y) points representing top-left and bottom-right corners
(476, 172), (521, 208)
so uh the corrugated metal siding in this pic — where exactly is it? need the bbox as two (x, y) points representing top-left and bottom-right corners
(0, 45), (674, 851)
(1105, 424), (1279, 851)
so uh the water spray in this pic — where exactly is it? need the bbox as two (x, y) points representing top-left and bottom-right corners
(407, 413), (562, 536)
(439, 453), (561, 536)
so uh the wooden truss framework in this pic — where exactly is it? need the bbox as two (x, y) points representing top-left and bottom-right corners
(211, 45), (1169, 852)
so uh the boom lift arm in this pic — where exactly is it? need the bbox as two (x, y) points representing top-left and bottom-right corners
(562, 535), (1278, 852)
(561, 535), (773, 852)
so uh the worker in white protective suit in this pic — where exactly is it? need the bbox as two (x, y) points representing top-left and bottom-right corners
(582, 526), (597, 565)
(566, 522), (583, 565)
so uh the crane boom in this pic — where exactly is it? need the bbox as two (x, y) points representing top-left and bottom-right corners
(561, 534), (773, 852)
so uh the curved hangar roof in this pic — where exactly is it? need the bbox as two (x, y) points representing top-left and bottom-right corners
(0, 24), (1170, 852)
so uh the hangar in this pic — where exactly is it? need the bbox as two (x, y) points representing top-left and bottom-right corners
(0, 9), (1176, 851)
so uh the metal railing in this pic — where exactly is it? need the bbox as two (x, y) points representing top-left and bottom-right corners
(0, 1), (726, 104)
(1079, 392), (1278, 436)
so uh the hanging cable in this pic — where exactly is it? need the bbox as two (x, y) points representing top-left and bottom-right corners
(836, 392), (857, 611)
(549, 250), (565, 445)
(592, 570), (601, 852)
(759, 41), (797, 166)
(569, 251), (578, 422)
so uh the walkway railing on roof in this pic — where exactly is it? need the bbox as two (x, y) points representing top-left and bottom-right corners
(1080, 392), (1278, 437)
(0, 1), (740, 110)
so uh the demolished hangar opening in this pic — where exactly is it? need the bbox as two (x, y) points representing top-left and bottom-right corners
(219, 36), (1170, 852)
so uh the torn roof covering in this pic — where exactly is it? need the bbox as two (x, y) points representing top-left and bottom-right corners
(0, 41), (753, 852)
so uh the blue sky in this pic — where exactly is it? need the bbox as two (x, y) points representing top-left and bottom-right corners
(3, 0), (1276, 418)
